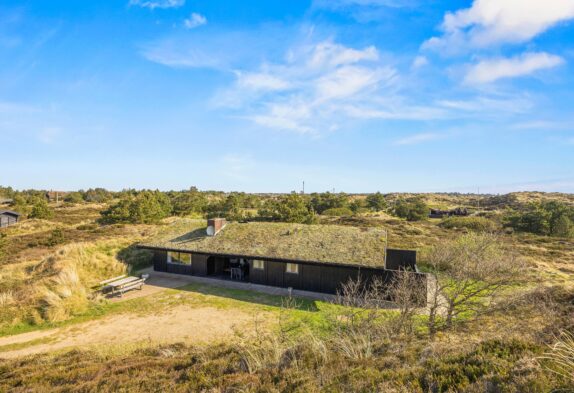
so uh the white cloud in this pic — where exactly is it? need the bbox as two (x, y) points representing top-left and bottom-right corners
(393, 132), (442, 146)
(411, 55), (428, 69)
(306, 41), (379, 69)
(464, 52), (564, 84)
(184, 13), (207, 29)
(236, 72), (292, 91)
(424, 0), (574, 51)
(129, 0), (184, 9)
(215, 40), (415, 133)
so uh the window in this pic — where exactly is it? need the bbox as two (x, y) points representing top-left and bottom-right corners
(167, 251), (192, 265)
(253, 260), (265, 270)
(285, 263), (299, 274)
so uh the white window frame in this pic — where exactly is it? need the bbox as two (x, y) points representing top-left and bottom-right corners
(285, 263), (299, 274)
(253, 260), (265, 270)
(167, 251), (192, 265)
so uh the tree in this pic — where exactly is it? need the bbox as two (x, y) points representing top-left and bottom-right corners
(99, 191), (172, 224)
(393, 197), (428, 221)
(504, 201), (574, 237)
(172, 188), (208, 216)
(424, 233), (523, 338)
(365, 192), (387, 211)
(83, 188), (113, 203)
(64, 192), (84, 204)
(29, 198), (54, 219)
(349, 198), (367, 213)
(309, 192), (349, 214)
(259, 193), (315, 223)
(552, 214), (572, 237)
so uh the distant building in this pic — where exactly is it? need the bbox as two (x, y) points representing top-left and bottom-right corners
(45, 191), (69, 202)
(138, 218), (426, 296)
(429, 207), (469, 219)
(0, 210), (20, 228)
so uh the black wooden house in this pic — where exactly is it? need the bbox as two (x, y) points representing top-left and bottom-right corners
(138, 218), (426, 295)
(0, 210), (20, 228)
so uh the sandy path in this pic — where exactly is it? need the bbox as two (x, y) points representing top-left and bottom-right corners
(0, 305), (254, 359)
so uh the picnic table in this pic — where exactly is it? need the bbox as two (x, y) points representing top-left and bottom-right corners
(102, 276), (146, 297)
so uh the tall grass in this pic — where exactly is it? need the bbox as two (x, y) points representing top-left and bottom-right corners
(0, 240), (129, 330)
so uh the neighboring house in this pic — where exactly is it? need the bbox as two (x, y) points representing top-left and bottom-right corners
(0, 210), (20, 228)
(429, 207), (469, 219)
(138, 218), (426, 296)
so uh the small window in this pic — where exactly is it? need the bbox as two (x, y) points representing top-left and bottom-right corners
(285, 263), (299, 274)
(168, 251), (192, 265)
(253, 260), (265, 270)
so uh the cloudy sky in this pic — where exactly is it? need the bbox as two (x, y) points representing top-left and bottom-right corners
(1, 0), (573, 193)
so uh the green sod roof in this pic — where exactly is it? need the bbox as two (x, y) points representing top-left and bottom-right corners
(140, 219), (388, 268)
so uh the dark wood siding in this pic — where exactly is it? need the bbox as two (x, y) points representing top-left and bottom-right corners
(192, 254), (208, 276)
(386, 249), (417, 270)
(266, 261), (285, 287)
(284, 264), (302, 289)
(300, 264), (322, 292)
(166, 262), (192, 275)
(249, 260), (267, 285)
(143, 247), (425, 298)
(153, 250), (167, 272)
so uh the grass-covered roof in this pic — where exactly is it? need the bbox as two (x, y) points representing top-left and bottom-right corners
(139, 220), (388, 267)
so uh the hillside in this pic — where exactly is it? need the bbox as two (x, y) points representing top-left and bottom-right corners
(0, 192), (573, 392)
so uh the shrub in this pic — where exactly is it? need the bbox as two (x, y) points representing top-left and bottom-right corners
(309, 192), (349, 214)
(393, 197), (428, 221)
(504, 201), (574, 237)
(365, 192), (387, 211)
(29, 198), (53, 219)
(322, 207), (354, 216)
(44, 228), (65, 247)
(439, 216), (499, 232)
(64, 192), (84, 204)
(99, 191), (172, 224)
(258, 193), (316, 223)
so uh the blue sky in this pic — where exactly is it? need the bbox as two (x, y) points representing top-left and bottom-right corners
(1, 0), (573, 193)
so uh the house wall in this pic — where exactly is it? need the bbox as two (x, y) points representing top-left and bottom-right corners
(386, 249), (417, 271)
(0, 214), (18, 228)
(151, 250), (426, 297)
(192, 254), (208, 276)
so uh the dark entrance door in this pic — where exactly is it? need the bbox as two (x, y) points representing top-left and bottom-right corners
(206, 256), (215, 275)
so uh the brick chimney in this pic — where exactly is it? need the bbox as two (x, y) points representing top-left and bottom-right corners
(206, 218), (227, 236)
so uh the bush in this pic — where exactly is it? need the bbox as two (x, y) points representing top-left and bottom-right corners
(99, 191), (172, 224)
(64, 192), (84, 204)
(505, 202), (574, 237)
(393, 197), (428, 221)
(365, 192), (387, 211)
(439, 216), (499, 232)
(322, 207), (354, 216)
(44, 229), (65, 247)
(309, 192), (349, 214)
(29, 198), (53, 219)
(258, 193), (316, 223)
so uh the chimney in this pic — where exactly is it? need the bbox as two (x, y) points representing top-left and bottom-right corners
(206, 218), (227, 236)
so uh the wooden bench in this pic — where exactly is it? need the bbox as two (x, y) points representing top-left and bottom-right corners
(112, 278), (146, 297)
(97, 275), (147, 297)
(94, 275), (128, 292)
